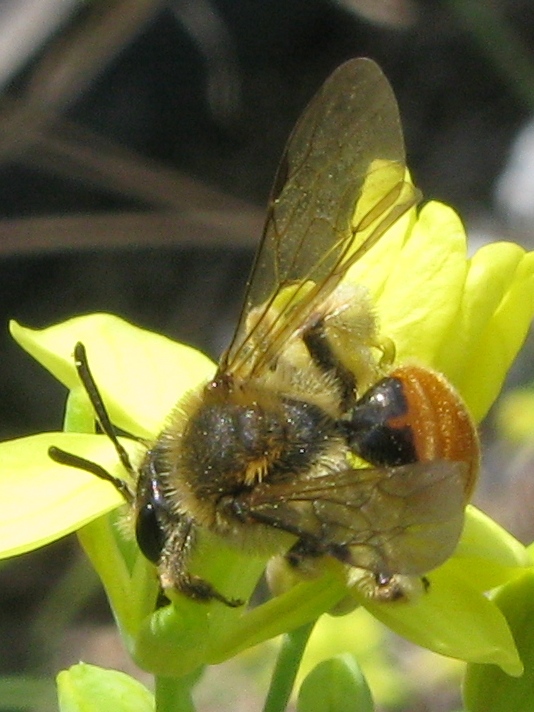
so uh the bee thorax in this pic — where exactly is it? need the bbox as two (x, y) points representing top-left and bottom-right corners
(178, 392), (336, 501)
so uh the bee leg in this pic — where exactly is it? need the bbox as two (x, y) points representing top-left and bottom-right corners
(302, 319), (356, 409)
(155, 589), (170, 609)
(373, 572), (405, 601)
(285, 537), (325, 568)
(158, 518), (243, 607)
(278, 538), (323, 580)
(351, 570), (430, 602)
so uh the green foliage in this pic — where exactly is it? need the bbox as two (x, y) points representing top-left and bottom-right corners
(297, 655), (374, 712)
(57, 663), (154, 712)
(464, 567), (534, 711)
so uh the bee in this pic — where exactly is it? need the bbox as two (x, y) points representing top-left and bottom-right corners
(50, 58), (479, 606)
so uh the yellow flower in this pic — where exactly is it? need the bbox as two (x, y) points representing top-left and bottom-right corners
(1, 198), (533, 678)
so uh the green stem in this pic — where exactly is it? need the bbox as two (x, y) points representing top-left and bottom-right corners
(209, 570), (346, 665)
(154, 673), (199, 712)
(262, 620), (316, 712)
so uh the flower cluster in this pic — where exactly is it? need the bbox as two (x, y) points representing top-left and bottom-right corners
(1, 199), (534, 702)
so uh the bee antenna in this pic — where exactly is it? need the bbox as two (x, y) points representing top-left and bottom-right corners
(73, 341), (134, 477)
(48, 445), (134, 504)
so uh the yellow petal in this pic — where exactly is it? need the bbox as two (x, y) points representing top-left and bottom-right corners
(10, 315), (215, 439)
(363, 568), (522, 675)
(0, 432), (139, 557)
(456, 506), (530, 571)
(347, 206), (415, 298)
(453, 247), (534, 421)
(374, 202), (468, 366)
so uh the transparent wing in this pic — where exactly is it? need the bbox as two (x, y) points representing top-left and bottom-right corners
(241, 460), (466, 576)
(221, 58), (420, 377)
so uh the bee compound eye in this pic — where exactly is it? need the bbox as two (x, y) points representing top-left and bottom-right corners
(135, 502), (165, 564)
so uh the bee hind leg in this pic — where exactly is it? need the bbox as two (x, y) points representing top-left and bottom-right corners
(285, 537), (322, 567)
(348, 569), (430, 602)
(302, 319), (356, 410)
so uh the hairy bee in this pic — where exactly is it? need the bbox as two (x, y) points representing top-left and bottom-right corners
(50, 58), (479, 605)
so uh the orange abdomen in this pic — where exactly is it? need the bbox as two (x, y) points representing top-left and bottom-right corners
(346, 364), (479, 500)
(388, 365), (479, 499)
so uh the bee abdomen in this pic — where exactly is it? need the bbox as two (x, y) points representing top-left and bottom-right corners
(344, 365), (479, 498)
(344, 374), (417, 467)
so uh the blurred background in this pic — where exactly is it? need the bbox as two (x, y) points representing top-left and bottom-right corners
(1, 0), (534, 710)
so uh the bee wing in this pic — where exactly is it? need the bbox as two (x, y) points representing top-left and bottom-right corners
(242, 460), (466, 576)
(221, 58), (420, 377)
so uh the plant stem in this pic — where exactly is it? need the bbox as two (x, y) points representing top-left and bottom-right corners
(154, 673), (199, 712)
(262, 620), (316, 712)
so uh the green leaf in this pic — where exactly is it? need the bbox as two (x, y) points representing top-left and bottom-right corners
(297, 655), (374, 712)
(57, 663), (154, 712)
(464, 568), (534, 711)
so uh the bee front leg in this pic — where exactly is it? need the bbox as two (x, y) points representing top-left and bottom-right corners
(157, 517), (243, 607)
